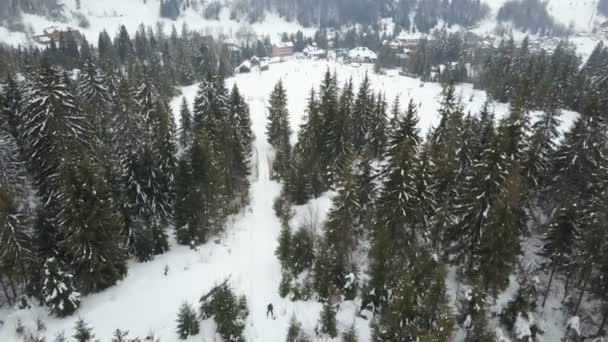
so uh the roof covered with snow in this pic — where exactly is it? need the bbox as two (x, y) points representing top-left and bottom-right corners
(348, 47), (378, 60)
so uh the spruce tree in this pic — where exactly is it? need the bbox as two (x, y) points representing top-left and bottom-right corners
(326, 79), (354, 183)
(176, 302), (200, 339)
(368, 100), (423, 309)
(427, 82), (463, 205)
(372, 249), (453, 341)
(318, 303), (338, 338)
(72, 319), (94, 342)
(286, 316), (310, 342)
(318, 69), (340, 183)
(267, 80), (292, 181)
(449, 110), (505, 282)
(0, 183), (34, 306)
(352, 73), (373, 154)
(200, 284), (248, 342)
(21, 62), (92, 255)
(42, 258), (81, 317)
(275, 222), (292, 269)
(178, 97), (193, 149)
(228, 84), (253, 207)
(353, 152), (376, 234)
(369, 92), (388, 159)
(538, 96), (608, 310)
(459, 286), (496, 342)
(77, 61), (113, 148)
(59, 157), (128, 293)
(477, 163), (525, 294)
(526, 87), (561, 200)
(294, 89), (326, 199)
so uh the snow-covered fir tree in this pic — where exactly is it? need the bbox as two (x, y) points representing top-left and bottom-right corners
(266, 80), (292, 181)
(42, 258), (81, 317)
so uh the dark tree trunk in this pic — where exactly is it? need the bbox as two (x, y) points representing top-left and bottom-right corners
(0, 276), (13, 307)
(573, 270), (591, 316)
(542, 259), (558, 307)
(8, 276), (17, 299)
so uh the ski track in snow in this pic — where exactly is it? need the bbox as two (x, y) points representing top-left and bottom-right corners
(0, 59), (580, 342)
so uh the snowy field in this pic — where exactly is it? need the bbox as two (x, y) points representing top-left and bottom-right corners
(0, 0), (315, 47)
(0, 59), (580, 342)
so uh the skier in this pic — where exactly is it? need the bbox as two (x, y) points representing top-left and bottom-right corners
(266, 303), (274, 319)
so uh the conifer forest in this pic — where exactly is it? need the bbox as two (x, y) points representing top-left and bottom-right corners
(1, 0), (608, 341)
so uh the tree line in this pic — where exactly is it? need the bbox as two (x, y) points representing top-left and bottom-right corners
(268, 46), (608, 340)
(0, 23), (253, 319)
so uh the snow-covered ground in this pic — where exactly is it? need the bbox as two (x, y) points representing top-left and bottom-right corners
(0, 59), (580, 342)
(0, 0), (315, 47)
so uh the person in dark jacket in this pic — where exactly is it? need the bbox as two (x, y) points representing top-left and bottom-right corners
(266, 303), (274, 318)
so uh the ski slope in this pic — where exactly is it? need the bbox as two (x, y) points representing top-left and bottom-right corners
(0, 59), (580, 342)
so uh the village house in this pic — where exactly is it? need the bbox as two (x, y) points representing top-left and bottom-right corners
(303, 44), (327, 59)
(348, 47), (378, 63)
(271, 42), (294, 60)
(33, 26), (83, 45)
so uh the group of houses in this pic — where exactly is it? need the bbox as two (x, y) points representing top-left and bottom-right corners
(235, 40), (379, 74)
(33, 26), (83, 45)
(234, 55), (270, 74)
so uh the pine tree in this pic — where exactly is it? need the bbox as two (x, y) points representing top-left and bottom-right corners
(111, 329), (129, 342)
(449, 109), (504, 281)
(276, 222), (292, 269)
(325, 79), (354, 182)
(525, 87), (561, 198)
(1, 73), (23, 141)
(286, 316), (310, 342)
(318, 303), (338, 338)
(178, 97), (192, 149)
(477, 163), (525, 294)
(0, 183), (34, 306)
(294, 89), (326, 199)
(290, 227), (315, 275)
(342, 324), (359, 342)
(368, 100), (424, 309)
(353, 152), (376, 234)
(151, 98), (177, 225)
(369, 92), (388, 159)
(59, 157), (128, 293)
(200, 284), (248, 342)
(72, 319), (94, 342)
(267, 80), (292, 180)
(459, 286), (496, 342)
(372, 250), (453, 341)
(228, 84), (253, 207)
(314, 150), (360, 299)
(21, 62), (92, 255)
(352, 74), (374, 154)
(176, 302), (200, 339)
(42, 258), (81, 317)
(538, 94), (607, 311)
(174, 155), (196, 246)
(500, 275), (539, 337)
(77, 61), (113, 148)
(427, 82), (464, 205)
(116, 25), (133, 64)
(318, 69), (340, 183)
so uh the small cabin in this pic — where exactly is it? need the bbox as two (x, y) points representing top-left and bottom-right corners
(235, 60), (252, 74)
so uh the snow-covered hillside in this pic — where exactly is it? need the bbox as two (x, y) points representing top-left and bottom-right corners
(1, 0), (606, 50)
(0, 0), (314, 47)
(483, 0), (603, 32)
(0, 59), (580, 342)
